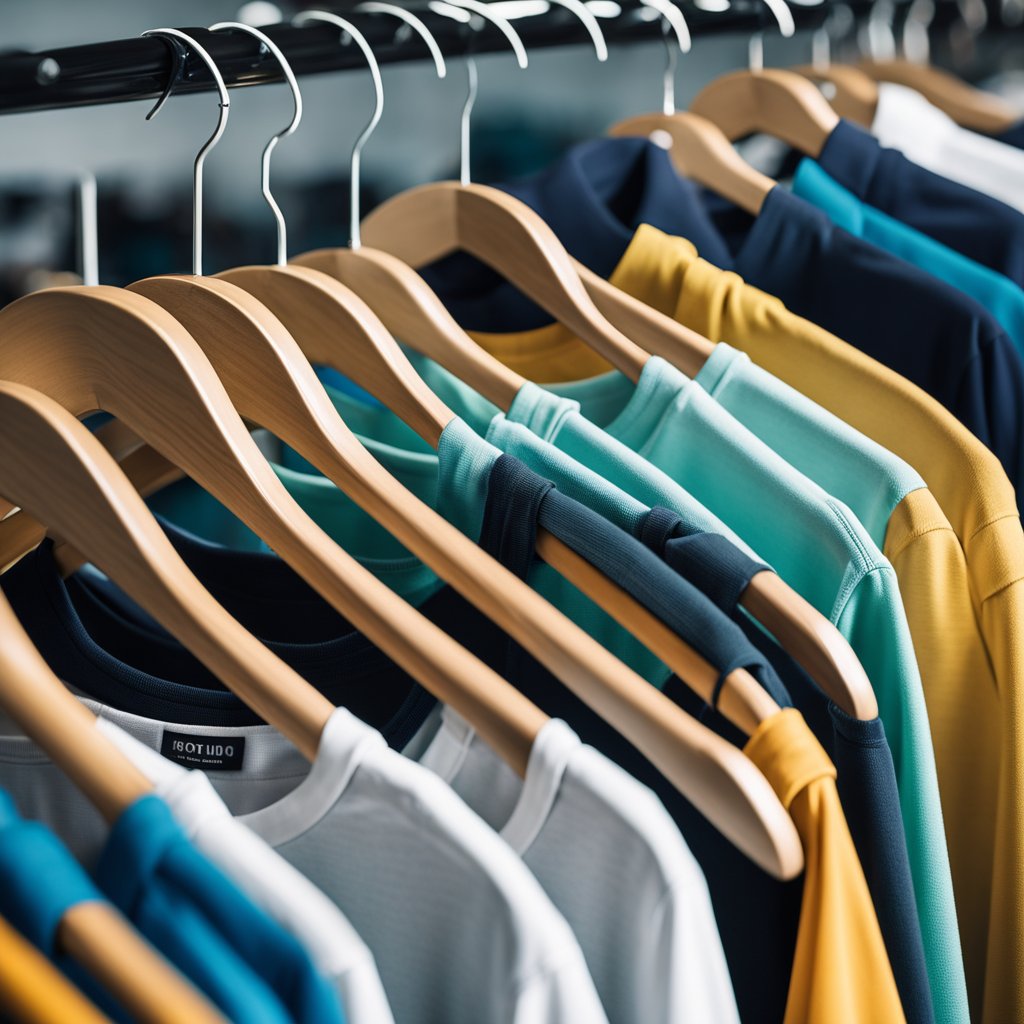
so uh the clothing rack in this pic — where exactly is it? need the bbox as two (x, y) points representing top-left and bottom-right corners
(0, 0), (881, 117)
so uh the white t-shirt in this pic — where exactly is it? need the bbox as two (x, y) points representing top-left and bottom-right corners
(95, 717), (396, 1024)
(415, 707), (740, 1024)
(872, 82), (1024, 213)
(0, 705), (607, 1024)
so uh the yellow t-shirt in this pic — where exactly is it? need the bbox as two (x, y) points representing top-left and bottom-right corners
(473, 224), (1022, 1023)
(0, 914), (111, 1023)
(745, 708), (906, 1024)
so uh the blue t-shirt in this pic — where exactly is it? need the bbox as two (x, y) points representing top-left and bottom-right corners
(97, 794), (344, 1024)
(817, 118), (1024, 287)
(419, 136), (1024, 511)
(0, 790), (303, 1024)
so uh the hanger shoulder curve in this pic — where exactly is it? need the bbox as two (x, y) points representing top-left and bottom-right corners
(608, 112), (775, 216)
(743, 571), (878, 720)
(292, 246), (525, 412)
(214, 263), (454, 447)
(690, 68), (840, 157)
(859, 59), (1018, 134)
(790, 64), (878, 126)
(361, 182), (650, 383)
(536, 529), (780, 734)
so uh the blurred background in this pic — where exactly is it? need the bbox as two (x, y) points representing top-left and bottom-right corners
(0, 0), (1021, 302)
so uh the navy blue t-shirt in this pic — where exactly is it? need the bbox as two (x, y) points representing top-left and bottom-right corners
(818, 119), (1024, 287)
(637, 507), (934, 1024)
(421, 135), (1024, 510)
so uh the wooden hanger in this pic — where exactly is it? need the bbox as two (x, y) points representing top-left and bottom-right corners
(0, 398), (803, 882)
(0, 286), (558, 774)
(0, 212), (801, 869)
(303, 17), (871, 722)
(565, 264), (878, 721)
(789, 64), (879, 125)
(361, 183), (650, 381)
(860, 58), (1018, 134)
(0, 490), (224, 1024)
(608, 111), (776, 215)
(184, 22), (809, 855)
(689, 67), (840, 156)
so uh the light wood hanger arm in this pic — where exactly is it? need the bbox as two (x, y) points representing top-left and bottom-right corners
(0, 368), (803, 877)
(360, 182), (650, 382)
(0, 376), (335, 761)
(293, 247), (525, 413)
(789, 64), (878, 125)
(59, 902), (227, 1024)
(0, 287), (551, 773)
(205, 266), (780, 729)
(608, 112), (776, 216)
(689, 68), (840, 155)
(0, 913), (112, 1024)
(860, 58), (1019, 134)
(0, 593), (152, 822)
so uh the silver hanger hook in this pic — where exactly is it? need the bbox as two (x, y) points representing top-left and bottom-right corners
(141, 28), (230, 277)
(527, 0), (609, 61)
(355, 3), (448, 78)
(292, 11), (384, 250)
(661, 20), (679, 114)
(901, 0), (935, 62)
(76, 170), (98, 287)
(431, 0), (528, 186)
(863, 0), (897, 60)
(639, 0), (691, 56)
(208, 22), (302, 267)
(748, 0), (795, 70)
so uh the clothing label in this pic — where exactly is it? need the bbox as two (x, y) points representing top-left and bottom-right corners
(160, 731), (246, 771)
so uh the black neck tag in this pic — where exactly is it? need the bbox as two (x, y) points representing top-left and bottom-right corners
(160, 731), (246, 771)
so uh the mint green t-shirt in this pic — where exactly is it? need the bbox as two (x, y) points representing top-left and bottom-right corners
(793, 157), (1024, 356)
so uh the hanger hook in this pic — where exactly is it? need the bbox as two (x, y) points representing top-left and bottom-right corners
(292, 11), (384, 250)
(863, 0), (897, 60)
(639, 0), (691, 55)
(355, 3), (448, 79)
(431, 0), (528, 187)
(538, 0), (609, 61)
(901, 0), (935, 62)
(661, 20), (679, 114)
(748, 0), (795, 70)
(141, 28), (230, 278)
(207, 23), (302, 267)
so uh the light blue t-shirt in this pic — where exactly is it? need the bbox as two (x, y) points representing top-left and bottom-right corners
(793, 157), (1024, 357)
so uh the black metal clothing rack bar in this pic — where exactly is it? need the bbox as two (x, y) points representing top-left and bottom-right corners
(0, 1), (855, 117)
